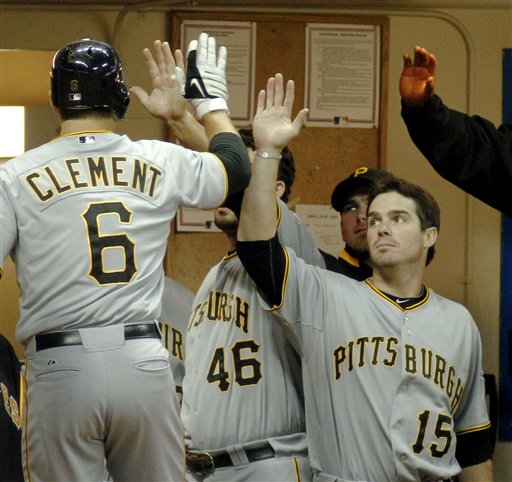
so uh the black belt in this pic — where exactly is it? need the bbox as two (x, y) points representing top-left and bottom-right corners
(186, 442), (275, 475)
(35, 323), (160, 351)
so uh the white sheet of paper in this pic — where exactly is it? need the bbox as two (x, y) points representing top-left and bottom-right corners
(295, 204), (344, 256)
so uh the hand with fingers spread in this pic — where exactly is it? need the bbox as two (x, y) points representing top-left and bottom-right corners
(399, 46), (437, 108)
(131, 40), (189, 121)
(252, 73), (309, 157)
(184, 32), (229, 119)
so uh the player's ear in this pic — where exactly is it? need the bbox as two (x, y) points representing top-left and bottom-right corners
(275, 180), (285, 199)
(423, 226), (438, 248)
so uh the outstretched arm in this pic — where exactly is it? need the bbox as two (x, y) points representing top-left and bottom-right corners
(133, 36), (250, 198)
(131, 40), (209, 151)
(238, 74), (308, 242)
(399, 45), (437, 108)
(237, 74), (307, 306)
(400, 46), (512, 216)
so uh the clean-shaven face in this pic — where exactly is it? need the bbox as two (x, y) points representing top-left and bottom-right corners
(367, 191), (429, 268)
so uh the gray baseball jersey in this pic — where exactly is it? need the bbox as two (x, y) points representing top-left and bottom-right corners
(0, 130), (230, 481)
(160, 276), (195, 402)
(181, 200), (322, 481)
(267, 248), (490, 481)
(0, 132), (227, 343)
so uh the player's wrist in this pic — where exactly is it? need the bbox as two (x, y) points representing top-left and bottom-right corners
(194, 98), (229, 119)
(254, 149), (282, 160)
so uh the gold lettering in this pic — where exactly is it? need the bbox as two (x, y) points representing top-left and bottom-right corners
(207, 291), (221, 321)
(148, 166), (162, 197)
(65, 158), (88, 188)
(446, 366), (455, 397)
(132, 159), (147, 193)
(219, 293), (229, 321)
(112, 157), (128, 186)
(26, 172), (53, 201)
(434, 355), (447, 389)
(347, 340), (354, 371)
(370, 336), (384, 365)
(356, 337), (369, 368)
(87, 156), (109, 187)
(45, 166), (71, 193)
(1, 383), (10, 415)
(333, 345), (346, 380)
(383, 337), (399, 366)
(235, 297), (249, 334)
(9, 396), (21, 429)
(171, 328), (184, 361)
(421, 348), (433, 379)
(405, 344), (417, 373)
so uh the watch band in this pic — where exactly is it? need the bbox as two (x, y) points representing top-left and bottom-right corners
(255, 150), (281, 160)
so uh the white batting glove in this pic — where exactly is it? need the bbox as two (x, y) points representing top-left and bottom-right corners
(184, 32), (229, 119)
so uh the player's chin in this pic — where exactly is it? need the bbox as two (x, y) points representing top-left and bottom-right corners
(350, 238), (369, 253)
(370, 249), (397, 266)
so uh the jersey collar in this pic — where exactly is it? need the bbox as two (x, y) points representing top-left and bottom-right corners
(364, 279), (430, 311)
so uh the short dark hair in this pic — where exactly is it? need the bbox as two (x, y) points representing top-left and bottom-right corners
(238, 128), (296, 203)
(367, 177), (441, 266)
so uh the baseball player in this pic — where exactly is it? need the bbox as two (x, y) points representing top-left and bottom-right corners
(321, 167), (393, 280)
(0, 34), (250, 481)
(0, 334), (24, 482)
(180, 124), (322, 480)
(160, 276), (195, 403)
(237, 74), (494, 481)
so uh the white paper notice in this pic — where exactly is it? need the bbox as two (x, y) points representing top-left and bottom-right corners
(181, 20), (256, 123)
(305, 24), (380, 128)
(176, 207), (220, 232)
(295, 204), (344, 256)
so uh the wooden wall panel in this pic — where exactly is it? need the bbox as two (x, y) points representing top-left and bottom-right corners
(166, 11), (389, 292)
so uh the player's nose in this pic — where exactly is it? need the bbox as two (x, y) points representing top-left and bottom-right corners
(377, 221), (390, 236)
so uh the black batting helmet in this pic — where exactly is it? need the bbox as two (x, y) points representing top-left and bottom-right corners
(51, 39), (130, 120)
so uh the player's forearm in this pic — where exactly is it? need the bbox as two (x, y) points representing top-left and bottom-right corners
(238, 153), (280, 241)
(167, 109), (209, 151)
(458, 459), (494, 482)
(200, 111), (240, 141)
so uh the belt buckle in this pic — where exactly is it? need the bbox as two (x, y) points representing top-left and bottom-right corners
(187, 451), (215, 476)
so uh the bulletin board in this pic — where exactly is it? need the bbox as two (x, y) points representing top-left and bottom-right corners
(165, 11), (389, 292)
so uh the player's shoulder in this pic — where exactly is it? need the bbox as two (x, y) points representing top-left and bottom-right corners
(426, 288), (474, 320)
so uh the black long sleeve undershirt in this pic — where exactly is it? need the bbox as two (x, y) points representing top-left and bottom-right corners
(209, 132), (251, 198)
(401, 95), (512, 217)
(237, 234), (286, 308)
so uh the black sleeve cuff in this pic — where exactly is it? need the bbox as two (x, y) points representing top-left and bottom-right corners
(456, 426), (494, 467)
(209, 132), (251, 198)
(237, 235), (286, 308)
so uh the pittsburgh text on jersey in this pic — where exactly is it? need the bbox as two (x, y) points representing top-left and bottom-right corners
(188, 290), (250, 334)
(333, 336), (464, 412)
(23, 155), (163, 204)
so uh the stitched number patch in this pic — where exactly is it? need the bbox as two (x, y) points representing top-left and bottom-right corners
(207, 340), (262, 392)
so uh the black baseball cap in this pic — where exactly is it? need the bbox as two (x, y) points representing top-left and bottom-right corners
(331, 167), (392, 212)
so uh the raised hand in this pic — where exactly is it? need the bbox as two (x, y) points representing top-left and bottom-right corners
(131, 40), (189, 121)
(184, 32), (229, 119)
(253, 73), (309, 155)
(399, 46), (437, 108)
